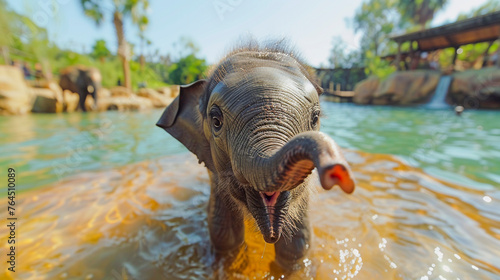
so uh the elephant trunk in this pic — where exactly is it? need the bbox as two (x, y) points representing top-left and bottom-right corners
(239, 131), (355, 194)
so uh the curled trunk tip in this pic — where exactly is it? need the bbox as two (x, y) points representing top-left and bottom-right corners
(318, 163), (355, 194)
(241, 131), (355, 194)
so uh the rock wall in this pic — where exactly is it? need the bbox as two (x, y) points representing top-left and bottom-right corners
(0, 64), (178, 114)
(0, 66), (33, 115)
(448, 67), (500, 109)
(353, 77), (379, 104)
(353, 67), (500, 109)
(136, 88), (174, 108)
(353, 70), (441, 105)
(31, 81), (74, 113)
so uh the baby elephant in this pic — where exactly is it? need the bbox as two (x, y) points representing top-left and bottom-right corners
(157, 42), (355, 268)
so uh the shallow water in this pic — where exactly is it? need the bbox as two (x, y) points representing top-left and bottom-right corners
(1, 152), (498, 279)
(1, 103), (499, 193)
(0, 103), (499, 279)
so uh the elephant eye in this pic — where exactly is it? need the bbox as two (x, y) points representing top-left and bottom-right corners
(209, 106), (223, 131)
(311, 108), (320, 127)
(213, 117), (222, 128)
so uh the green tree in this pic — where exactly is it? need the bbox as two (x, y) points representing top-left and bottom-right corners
(397, 0), (448, 30)
(137, 12), (149, 69)
(352, 0), (399, 57)
(457, 0), (500, 20)
(0, 0), (12, 64)
(328, 36), (362, 69)
(364, 50), (396, 79)
(79, 0), (149, 90)
(168, 54), (207, 85)
(91, 39), (111, 63)
(450, 0), (500, 68)
(167, 39), (207, 85)
(172, 36), (201, 60)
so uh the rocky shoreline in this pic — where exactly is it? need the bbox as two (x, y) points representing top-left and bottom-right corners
(0, 65), (178, 115)
(353, 67), (500, 109)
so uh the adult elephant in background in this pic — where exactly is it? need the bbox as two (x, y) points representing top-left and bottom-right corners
(157, 41), (356, 270)
(59, 66), (101, 111)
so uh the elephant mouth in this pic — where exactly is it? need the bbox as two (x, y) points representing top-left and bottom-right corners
(256, 191), (288, 244)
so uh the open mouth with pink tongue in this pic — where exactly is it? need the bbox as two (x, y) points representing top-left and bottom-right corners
(261, 191), (280, 206)
(260, 191), (281, 243)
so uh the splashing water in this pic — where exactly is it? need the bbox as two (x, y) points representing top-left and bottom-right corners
(0, 151), (498, 279)
(0, 104), (499, 279)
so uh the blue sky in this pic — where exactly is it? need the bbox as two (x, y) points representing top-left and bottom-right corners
(6, 0), (490, 67)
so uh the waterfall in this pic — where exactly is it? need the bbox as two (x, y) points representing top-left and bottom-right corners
(427, 75), (452, 109)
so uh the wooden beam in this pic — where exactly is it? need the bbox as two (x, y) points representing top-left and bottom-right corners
(497, 33), (500, 68)
(396, 42), (402, 71)
(409, 40), (414, 61)
(452, 46), (459, 67)
(390, 11), (500, 43)
(482, 40), (494, 67)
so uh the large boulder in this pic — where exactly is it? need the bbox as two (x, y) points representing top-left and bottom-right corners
(78, 87), (155, 112)
(0, 65), (33, 115)
(156, 85), (180, 98)
(31, 81), (80, 113)
(110, 86), (134, 97)
(372, 70), (441, 105)
(353, 77), (379, 104)
(97, 96), (153, 111)
(98, 88), (111, 98)
(136, 88), (173, 108)
(449, 67), (500, 109)
(31, 87), (63, 113)
(63, 90), (80, 113)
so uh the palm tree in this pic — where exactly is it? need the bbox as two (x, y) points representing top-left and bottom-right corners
(138, 15), (149, 70)
(80, 0), (149, 89)
(0, 0), (12, 64)
(398, 0), (448, 30)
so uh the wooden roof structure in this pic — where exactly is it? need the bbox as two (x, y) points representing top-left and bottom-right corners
(388, 11), (500, 69)
(390, 11), (500, 51)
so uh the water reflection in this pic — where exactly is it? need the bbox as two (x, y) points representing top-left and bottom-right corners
(0, 110), (187, 192)
(1, 103), (499, 193)
(321, 102), (500, 188)
(1, 151), (498, 279)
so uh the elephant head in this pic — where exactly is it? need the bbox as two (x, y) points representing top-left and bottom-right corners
(157, 48), (355, 245)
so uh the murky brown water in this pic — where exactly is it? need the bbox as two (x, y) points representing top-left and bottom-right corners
(1, 150), (499, 280)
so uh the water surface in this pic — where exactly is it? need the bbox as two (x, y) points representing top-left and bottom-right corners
(0, 103), (499, 279)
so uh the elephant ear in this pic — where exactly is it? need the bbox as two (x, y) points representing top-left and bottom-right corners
(156, 79), (214, 171)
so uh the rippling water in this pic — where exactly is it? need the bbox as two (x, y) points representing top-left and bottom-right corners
(0, 103), (499, 279)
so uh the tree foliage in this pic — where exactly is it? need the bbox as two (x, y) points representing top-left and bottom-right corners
(167, 39), (207, 85)
(80, 0), (149, 25)
(328, 36), (362, 69)
(168, 54), (207, 85)
(91, 39), (111, 62)
(352, 0), (400, 57)
(457, 0), (500, 20)
(347, 0), (451, 79)
(364, 50), (396, 79)
(79, 0), (150, 89)
(0, 0), (12, 49)
(443, 1), (500, 69)
(397, 0), (448, 29)
(0, 2), (54, 69)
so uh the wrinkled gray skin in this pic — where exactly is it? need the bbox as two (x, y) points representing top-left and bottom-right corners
(157, 46), (355, 269)
(59, 66), (101, 111)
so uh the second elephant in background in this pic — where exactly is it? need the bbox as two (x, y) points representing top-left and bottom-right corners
(59, 66), (101, 112)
